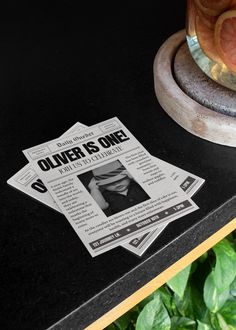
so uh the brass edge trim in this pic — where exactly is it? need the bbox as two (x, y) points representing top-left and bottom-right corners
(85, 218), (236, 330)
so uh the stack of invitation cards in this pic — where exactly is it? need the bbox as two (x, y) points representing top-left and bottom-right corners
(8, 118), (204, 257)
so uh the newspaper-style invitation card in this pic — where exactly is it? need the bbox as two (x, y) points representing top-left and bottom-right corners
(8, 121), (205, 256)
(7, 123), (87, 212)
(124, 160), (205, 256)
(22, 117), (199, 257)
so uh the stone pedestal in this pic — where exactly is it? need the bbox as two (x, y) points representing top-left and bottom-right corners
(153, 29), (236, 147)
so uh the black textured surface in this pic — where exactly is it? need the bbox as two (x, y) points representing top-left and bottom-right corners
(1, 2), (236, 330)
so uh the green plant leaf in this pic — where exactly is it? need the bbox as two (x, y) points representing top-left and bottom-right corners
(173, 281), (210, 322)
(156, 286), (173, 316)
(170, 316), (195, 329)
(230, 276), (236, 297)
(209, 312), (234, 330)
(136, 295), (171, 330)
(209, 312), (235, 330)
(113, 307), (139, 330)
(138, 291), (158, 310)
(191, 285), (211, 323)
(198, 252), (208, 264)
(224, 233), (235, 244)
(219, 300), (236, 327)
(203, 272), (229, 313)
(167, 264), (191, 299)
(114, 311), (132, 330)
(126, 325), (135, 330)
(210, 312), (221, 330)
(197, 320), (213, 330)
(190, 260), (198, 275)
(213, 239), (236, 292)
(173, 286), (194, 319)
(170, 294), (180, 317)
(216, 313), (234, 330)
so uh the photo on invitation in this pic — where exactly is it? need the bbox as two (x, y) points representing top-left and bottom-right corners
(78, 159), (150, 217)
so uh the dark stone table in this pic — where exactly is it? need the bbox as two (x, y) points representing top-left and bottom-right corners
(1, 2), (236, 330)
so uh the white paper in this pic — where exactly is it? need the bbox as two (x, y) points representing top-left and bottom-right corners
(123, 157), (205, 256)
(8, 121), (205, 257)
(21, 117), (199, 257)
(7, 123), (87, 212)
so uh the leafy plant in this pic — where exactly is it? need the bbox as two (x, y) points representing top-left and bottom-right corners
(105, 231), (236, 330)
